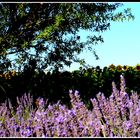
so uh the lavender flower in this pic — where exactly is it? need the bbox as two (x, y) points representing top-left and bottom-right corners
(0, 75), (139, 137)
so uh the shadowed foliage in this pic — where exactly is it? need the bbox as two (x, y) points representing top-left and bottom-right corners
(0, 3), (134, 72)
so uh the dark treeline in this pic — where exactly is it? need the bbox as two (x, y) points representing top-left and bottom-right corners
(0, 64), (140, 109)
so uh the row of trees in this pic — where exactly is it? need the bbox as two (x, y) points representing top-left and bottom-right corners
(0, 64), (139, 108)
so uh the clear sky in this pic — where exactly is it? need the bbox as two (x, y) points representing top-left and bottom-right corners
(64, 2), (140, 72)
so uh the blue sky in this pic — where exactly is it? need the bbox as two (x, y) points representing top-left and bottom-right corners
(64, 2), (140, 72)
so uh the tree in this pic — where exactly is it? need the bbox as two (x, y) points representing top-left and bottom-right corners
(0, 3), (134, 72)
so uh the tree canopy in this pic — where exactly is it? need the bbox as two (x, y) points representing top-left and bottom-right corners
(0, 3), (134, 72)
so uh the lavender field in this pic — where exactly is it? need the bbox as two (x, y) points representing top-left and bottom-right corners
(0, 75), (140, 137)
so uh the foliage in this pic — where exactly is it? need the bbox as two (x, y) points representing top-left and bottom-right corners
(0, 3), (134, 72)
(0, 64), (139, 108)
